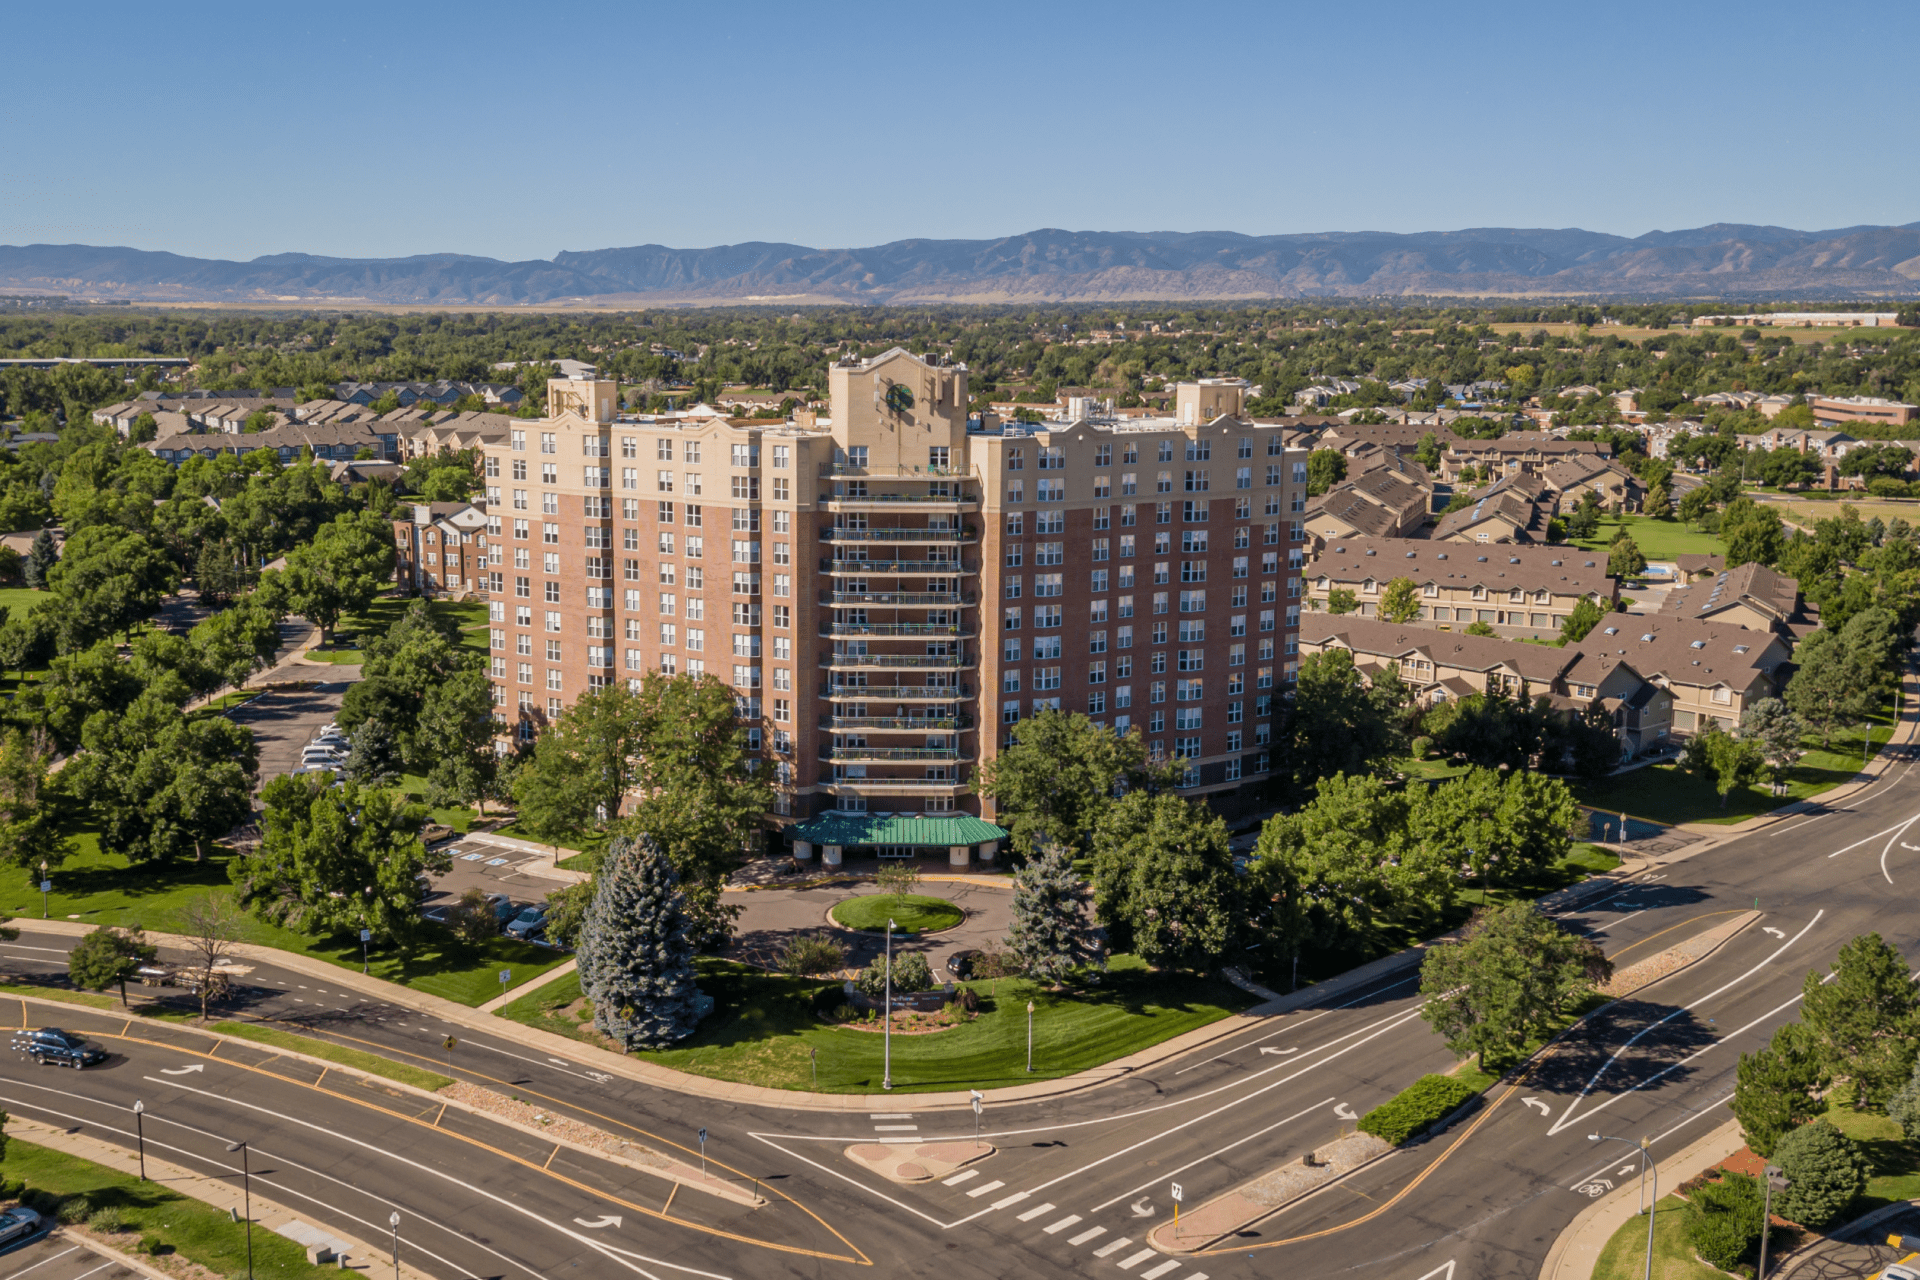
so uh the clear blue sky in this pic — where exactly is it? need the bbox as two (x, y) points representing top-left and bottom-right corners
(7, 0), (1917, 263)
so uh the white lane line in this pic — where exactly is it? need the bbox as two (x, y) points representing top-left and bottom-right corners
(1771, 812), (1829, 836)
(70, 1262), (118, 1280)
(964, 1180), (1005, 1198)
(1564, 1092), (1734, 1190)
(1093, 1237), (1133, 1257)
(1546, 910), (1821, 1136)
(1068, 1225), (1107, 1245)
(1828, 812), (1920, 857)
(942, 1170), (979, 1187)
(1091, 1095), (1340, 1212)
(1043, 1214), (1083, 1234)
(0, 945), (77, 956)
(1882, 821), (1912, 885)
(1015, 1202), (1055, 1221)
(1116, 1249), (1157, 1270)
(458, 1035), (620, 1084)
(872, 1125), (919, 1132)
(869, 1112), (913, 1119)
(1140, 1262), (1182, 1280)
(138, 1075), (728, 1279)
(1170, 974), (1421, 1075)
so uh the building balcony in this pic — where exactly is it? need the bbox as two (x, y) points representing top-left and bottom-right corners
(825, 684), (970, 701)
(824, 559), (969, 575)
(823, 528), (976, 544)
(821, 463), (972, 479)
(826, 592), (972, 607)
(821, 777), (970, 795)
(823, 653), (971, 670)
(823, 495), (979, 513)
(822, 715), (971, 731)
(826, 747), (970, 763)
(824, 622), (974, 639)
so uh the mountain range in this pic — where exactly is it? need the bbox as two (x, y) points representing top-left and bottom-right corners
(7, 224), (1920, 306)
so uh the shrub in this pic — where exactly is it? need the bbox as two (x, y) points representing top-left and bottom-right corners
(1773, 1120), (1870, 1228)
(139, 1233), (170, 1256)
(777, 932), (848, 977)
(1410, 736), (1433, 759)
(87, 1206), (129, 1234)
(954, 987), (981, 1012)
(55, 1195), (91, 1225)
(854, 951), (934, 997)
(1355, 1074), (1479, 1145)
(1684, 1171), (1763, 1270)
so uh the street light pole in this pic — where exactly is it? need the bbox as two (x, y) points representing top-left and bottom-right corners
(132, 1101), (146, 1181)
(1759, 1165), (1789, 1280)
(1591, 1134), (1657, 1280)
(389, 1211), (401, 1280)
(882, 918), (895, 1091)
(225, 1140), (254, 1280)
(1026, 1000), (1035, 1073)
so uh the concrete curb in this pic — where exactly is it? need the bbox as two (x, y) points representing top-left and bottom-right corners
(1537, 1120), (1747, 1280)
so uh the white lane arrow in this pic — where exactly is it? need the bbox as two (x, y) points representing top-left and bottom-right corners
(1130, 1197), (1154, 1218)
(159, 1065), (205, 1076)
(1334, 1102), (1358, 1120)
(585, 1071), (613, 1084)
(572, 1215), (623, 1229)
(1258, 1047), (1298, 1056)
(1617, 1164), (1637, 1176)
(1415, 1262), (1456, 1280)
(1522, 1096), (1550, 1115)
(1901, 842), (1920, 852)
(1763, 927), (1786, 938)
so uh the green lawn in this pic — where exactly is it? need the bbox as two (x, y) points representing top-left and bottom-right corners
(1572, 708), (1894, 827)
(499, 955), (1251, 1093)
(1591, 1195), (1721, 1280)
(336, 594), (489, 657)
(830, 893), (964, 933)
(0, 1139), (341, 1279)
(0, 587), (50, 616)
(1574, 515), (1727, 562)
(21, 829), (566, 1005)
(302, 647), (364, 664)
(1821, 1099), (1920, 1211)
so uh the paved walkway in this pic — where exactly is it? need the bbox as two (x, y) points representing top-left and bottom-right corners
(1538, 1120), (1749, 1280)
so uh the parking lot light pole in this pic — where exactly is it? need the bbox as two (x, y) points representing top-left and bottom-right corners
(882, 918), (895, 1091)
(225, 1140), (254, 1280)
(1591, 1134), (1655, 1280)
(132, 1101), (146, 1180)
(1026, 1001), (1035, 1073)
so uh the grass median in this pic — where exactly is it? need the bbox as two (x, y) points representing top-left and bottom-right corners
(500, 954), (1250, 1093)
(829, 893), (964, 933)
(213, 1020), (453, 1091)
(0, 1138), (340, 1279)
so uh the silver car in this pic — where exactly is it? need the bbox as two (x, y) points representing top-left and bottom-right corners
(0, 1206), (41, 1246)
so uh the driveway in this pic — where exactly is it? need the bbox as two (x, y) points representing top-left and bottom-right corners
(726, 873), (1013, 981)
(225, 680), (352, 790)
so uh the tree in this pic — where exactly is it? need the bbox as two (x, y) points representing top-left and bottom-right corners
(1566, 491), (1601, 541)
(1787, 628), (1883, 747)
(1740, 698), (1805, 783)
(1286, 647), (1407, 788)
(1463, 619), (1497, 637)
(341, 715), (400, 788)
(44, 524), (176, 649)
(1560, 597), (1605, 644)
(21, 530), (56, 588)
(67, 925), (156, 1007)
(1415, 433), (1443, 472)
(178, 893), (243, 1024)
(874, 859), (921, 902)
(1325, 587), (1359, 615)
(1676, 486), (1716, 528)
(1733, 1022), (1829, 1157)
(444, 888), (503, 948)
(1723, 499), (1785, 568)
(70, 689), (259, 863)
(540, 878), (594, 950)
(511, 681), (651, 838)
(1378, 577), (1422, 624)
(1888, 1057), (1920, 1141)
(1682, 726), (1767, 807)
(776, 932), (847, 978)
(1772, 1121), (1870, 1229)
(0, 730), (65, 874)
(855, 949), (932, 997)
(188, 596), (282, 690)
(977, 706), (1178, 860)
(264, 510), (394, 644)
(1644, 477), (1672, 518)
(1800, 932), (1920, 1109)
(575, 835), (705, 1048)
(1092, 791), (1243, 973)
(1418, 901), (1610, 1069)
(1005, 842), (1104, 985)
(1305, 449), (1347, 497)
(233, 774), (447, 950)
(1606, 533), (1646, 578)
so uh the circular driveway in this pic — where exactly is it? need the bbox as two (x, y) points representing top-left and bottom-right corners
(726, 877), (1013, 981)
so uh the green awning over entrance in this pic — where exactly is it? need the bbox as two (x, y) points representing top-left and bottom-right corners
(787, 813), (1009, 847)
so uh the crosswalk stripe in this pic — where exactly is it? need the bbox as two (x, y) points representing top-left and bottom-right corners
(1043, 1214), (1083, 1234)
(1092, 1237), (1132, 1258)
(1141, 1262), (1182, 1280)
(990, 1192), (1030, 1210)
(1116, 1249), (1157, 1271)
(1067, 1226), (1106, 1245)
(873, 1124), (919, 1131)
(965, 1180), (1005, 1198)
(1016, 1203), (1055, 1222)
(942, 1170), (979, 1186)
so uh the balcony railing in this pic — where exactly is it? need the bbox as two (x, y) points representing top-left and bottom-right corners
(826, 747), (967, 762)
(824, 654), (968, 669)
(824, 493), (977, 507)
(823, 715), (970, 731)
(825, 684), (971, 700)
(821, 777), (969, 791)
(823, 528), (973, 543)
(822, 463), (971, 478)
(827, 592), (971, 606)
(825, 559), (965, 575)
(825, 622), (972, 638)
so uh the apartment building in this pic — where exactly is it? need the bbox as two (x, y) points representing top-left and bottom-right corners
(1430, 474), (1553, 544)
(475, 356), (1309, 840)
(1304, 468), (1431, 540)
(1657, 561), (1811, 640)
(1441, 433), (1611, 482)
(1304, 537), (1614, 639)
(394, 501), (489, 595)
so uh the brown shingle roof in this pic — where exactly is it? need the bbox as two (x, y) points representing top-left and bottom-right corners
(1659, 561), (1801, 625)
(1568, 615), (1788, 689)
(1298, 615), (1579, 685)
(1309, 536), (1613, 599)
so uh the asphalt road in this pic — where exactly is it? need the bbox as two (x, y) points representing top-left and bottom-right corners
(2, 749), (1918, 1279)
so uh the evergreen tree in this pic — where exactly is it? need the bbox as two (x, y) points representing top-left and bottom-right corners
(1740, 697), (1806, 783)
(1888, 1058), (1920, 1141)
(1772, 1121), (1870, 1229)
(1005, 842), (1104, 985)
(342, 715), (400, 788)
(22, 530), (55, 589)
(1732, 1022), (1829, 1157)
(1801, 932), (1920, 1108)
(1560, 597), (1605, 644)
(576, 835), (705, 1048)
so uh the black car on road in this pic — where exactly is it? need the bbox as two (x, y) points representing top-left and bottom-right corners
(11, 1028), (107, 1068)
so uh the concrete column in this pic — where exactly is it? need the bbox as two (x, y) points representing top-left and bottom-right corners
(976, 841), (997, 865)
(793, 841), (813, 862)
(822, 844), (843, 867)
(948, 845), (969, 868)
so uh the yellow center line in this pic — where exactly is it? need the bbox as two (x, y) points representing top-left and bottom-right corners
(1604, 909), (1745, 964)
(47, 1019), (870, 1266)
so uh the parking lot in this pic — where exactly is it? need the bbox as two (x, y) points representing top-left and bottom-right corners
(0, 1232), (143, 1280)
(419, 835), (577, 943)
(224, 681), (350, 790)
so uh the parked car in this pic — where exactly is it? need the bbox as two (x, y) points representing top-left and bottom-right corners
(505, 905), (549, 940)
(0, 1206), (42, 1246)
(12, 1027), (106, 1068)
(487, 894), (515, 927)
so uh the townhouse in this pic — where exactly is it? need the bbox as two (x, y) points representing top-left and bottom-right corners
(1304, 537), (1615, 639)
(1430, 474), (1553, 544)
(1539, 457), (1644, 511)
(1441, 433), (1612, 482)
(1568, 615), (1791, 736)
(1657, 561), (1813, 640)
(1304, 468), (1431, 541)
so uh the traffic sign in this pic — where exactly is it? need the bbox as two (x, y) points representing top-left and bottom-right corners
(499, 969), (511, 986)
(1170, 1183), (1183, 1203)
(443, 1036), (458, 1052)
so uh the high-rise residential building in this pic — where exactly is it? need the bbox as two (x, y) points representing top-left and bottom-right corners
(477, 351), (1308, 846)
